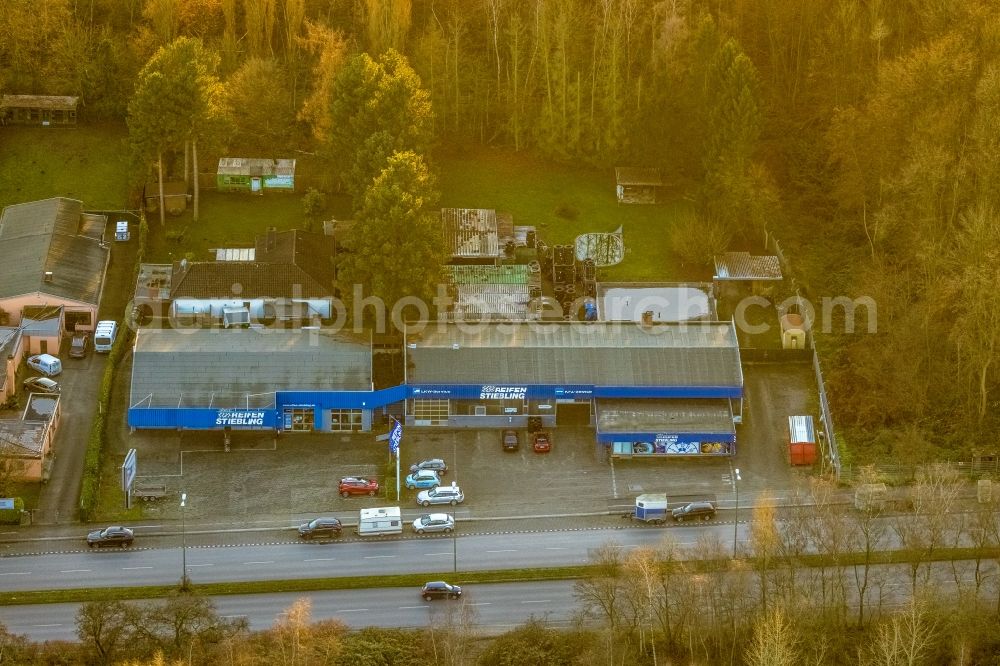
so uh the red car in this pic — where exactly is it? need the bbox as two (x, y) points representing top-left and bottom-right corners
(339, 477), (379, 498)
(532, 431), (552, 453)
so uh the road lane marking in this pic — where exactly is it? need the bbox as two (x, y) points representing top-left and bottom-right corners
(0, 572), (31, 576)
(221, 614), (247, 619)
(521, 600), (550, 604)
(244, 561), (275, 565)
(486, 549), (517, 553)
(32, 624), (62, 628)
(364, 555), (395, 559)
(469, 602), (491, 606)
(423, 552), (452, 556)
(186, 563), (213, 567)
(544, 547), (567, 550)
(398, 605), (428, 609)
(122, 566), (153, 570)
(304, 558), (337, 562)
(59, 569), (91, 573)
(337, 609), (369, 613)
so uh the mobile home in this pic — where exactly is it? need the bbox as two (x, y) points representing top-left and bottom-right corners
(357, 507), (403, 536)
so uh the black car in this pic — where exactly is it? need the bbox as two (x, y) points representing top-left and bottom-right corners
(421, 581), (463, 601)
(501, 429), (520, 452)
(298, 517), (343, 539)
(87, 526), (135, 548)
(409, 458), (448, 475)
(671, 501), (717, 522)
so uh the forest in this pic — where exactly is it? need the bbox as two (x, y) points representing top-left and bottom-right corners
(2, 1), (999, 460)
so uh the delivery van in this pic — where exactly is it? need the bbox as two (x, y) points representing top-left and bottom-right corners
(357, 506), (403, 536)
(27, 353), (62, 377)
(93, 320), (118, 353)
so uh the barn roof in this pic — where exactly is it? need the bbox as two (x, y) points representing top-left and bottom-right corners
(0, 95), (78, 111)
(615, 167), (663, 187)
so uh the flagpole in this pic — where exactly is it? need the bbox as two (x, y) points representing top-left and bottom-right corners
(390, 417), (402, 501)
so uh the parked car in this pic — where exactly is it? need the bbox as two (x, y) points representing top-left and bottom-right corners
(23, 376), (60, 394)
(339, 477), (379, 498)
(86, 526), (134, 548)
(412, 513), (455, 534)
(26, 353), (62, 376)
(501, 429), (520, 451)
(409, 458), (448, 475)
(405, 469), (442, 490)
(532, 431), (552, 453)
(421, 581), (462, 601)
(69, 333), (90, 359)
(298, 517), (343, 539)
(671, 501), (717, 522)
(416, 485), (465, 507)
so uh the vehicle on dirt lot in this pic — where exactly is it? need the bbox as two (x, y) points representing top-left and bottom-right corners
(298, 517), (343, 539)
(23, 376), (60, 394)
(532, 431), (552, 453)
(416, 485), (464, 507)
(339, 477), (379, 498)
(409, 458), (448, 475)
(69, 333), (90, 358)
(421, 581), (462, 600)
(671, 501), (717, 521)
(501, 429), (520, 451)
(87, 526), (134, 548)
(412, 513), (455, 534)
(405, 469), (441, 489)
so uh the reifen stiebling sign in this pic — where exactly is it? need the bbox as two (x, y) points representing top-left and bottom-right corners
(215, 410), (266, 426)
(480, 385), (527, 400)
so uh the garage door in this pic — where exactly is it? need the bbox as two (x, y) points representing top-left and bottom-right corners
(556, 402), (592, 425)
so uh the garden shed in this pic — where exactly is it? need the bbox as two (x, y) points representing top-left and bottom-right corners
(217, 158), (296, 193)
(615, 167), (663, 204)
(0, 95), (78, 126)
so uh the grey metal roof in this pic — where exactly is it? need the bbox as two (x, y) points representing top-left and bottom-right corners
(406, 321), (742, 387)
(441, 208), (501, 258)
(713, 252), (783, 281)
(615, 167), (663, 186)
(596, 399), (735, 434)
(217, 158), (296, 177)
(130, 328), (372, 408)
(597, 282), (715, 322)
(0, 198), (108, 303)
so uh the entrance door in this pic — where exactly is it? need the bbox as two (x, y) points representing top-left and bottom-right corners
(556, 402), (592, 425)
(251, 177), (262, 193)
(39, 340), (48, 354)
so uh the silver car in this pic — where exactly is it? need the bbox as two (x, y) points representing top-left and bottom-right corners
(416, 485), (464, 507)
(412, 513), (455, 534)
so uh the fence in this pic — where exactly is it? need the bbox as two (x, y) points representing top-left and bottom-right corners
(839, 457), (1000, 485)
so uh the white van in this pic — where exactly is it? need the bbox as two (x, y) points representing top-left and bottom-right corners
(357, 507), (403, 536)
(27, 353), (62, 377)
(93, 320), (118, 353)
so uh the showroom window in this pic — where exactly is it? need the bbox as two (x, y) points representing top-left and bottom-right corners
(330, 409), (362, 432)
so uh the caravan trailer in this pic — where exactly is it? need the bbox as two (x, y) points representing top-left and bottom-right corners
(357, 507), (403, 536)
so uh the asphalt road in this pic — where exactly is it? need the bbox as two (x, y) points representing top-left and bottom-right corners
(0, 580), (579, 642)
(0, 525), (738, 591)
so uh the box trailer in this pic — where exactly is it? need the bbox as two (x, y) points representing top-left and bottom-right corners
(633, 494), (669, 524)
(788, 415), (818, 466)
(357, 506), (403, 536)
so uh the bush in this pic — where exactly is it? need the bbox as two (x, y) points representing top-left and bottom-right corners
(302, 188), (328, 232)
(554, 202), (579, 220)
(0, 497), (24, 524)
(668, 211), (732, 267)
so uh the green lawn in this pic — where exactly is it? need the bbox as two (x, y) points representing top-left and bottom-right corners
(0, 124), (131, 210)
(436, 147), (704, 282)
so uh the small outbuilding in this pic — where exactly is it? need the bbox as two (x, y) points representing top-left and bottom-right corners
(144, 181), (188, 215)
(217, 158), (296, 194)
(780, 313), (808, 349)
(787, 415), (817, 466)
(615, 167), (663, 204)
(0, 95), (78, 126)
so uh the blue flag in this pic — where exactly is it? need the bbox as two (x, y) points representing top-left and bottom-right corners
(389, 420), (402, 455)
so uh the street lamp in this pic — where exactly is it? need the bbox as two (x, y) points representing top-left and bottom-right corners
(732, 469), (741, 558)
(180, 492), (189, 589)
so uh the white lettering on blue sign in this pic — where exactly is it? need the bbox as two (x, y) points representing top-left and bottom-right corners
(216, 410), (266, 426)
(480, 385), (527, 400)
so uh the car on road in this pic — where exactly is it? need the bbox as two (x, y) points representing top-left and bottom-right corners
(69, 333), (90, 359)
(532, 431), (552, 453)
(339, 477), (379, 497)
(26, 353), (62, 376)
(412, 513), (455, 534)
(421, 581), (462, 600)
(23, 376), (60, 394)
(671, 501), (717, 521)
(409, 458), (448, 475)
(298, 517), (343, 539)
(405, 469), (442, 490)
(416, 485), (465, 507)
(501, 429), (520, 451)
(86, 526), (134, 548)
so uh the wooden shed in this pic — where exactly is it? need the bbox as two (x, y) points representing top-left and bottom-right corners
(217, 158), (296, 194)
(143, 180), (189, 216)
(0, 95), (79, 126)
(615, 167), (663, 204)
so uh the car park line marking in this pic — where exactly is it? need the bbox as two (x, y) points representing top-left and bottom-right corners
(121, 566), (153, 570)
(59, 569), (91, 573)
(244, 561), (274, 565)
(398, 605), (428, 609)
(303, 558), (338, 562)
(521, 600), (550, 604)
(0, 571), (31, 576)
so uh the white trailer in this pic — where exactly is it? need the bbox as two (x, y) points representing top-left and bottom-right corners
(357, 506), (403, 536)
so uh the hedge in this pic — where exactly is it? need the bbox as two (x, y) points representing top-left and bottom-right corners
(0, 497), (25, 524)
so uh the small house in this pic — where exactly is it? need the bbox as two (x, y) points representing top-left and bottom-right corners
(144, 181), (188, 216)
(0, 95), (78, 126)
(615, 167), (663, 204)
(217, 158), (296, 194)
